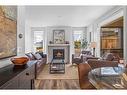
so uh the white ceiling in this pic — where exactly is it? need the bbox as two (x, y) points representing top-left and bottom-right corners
(25, 6), (116, 27)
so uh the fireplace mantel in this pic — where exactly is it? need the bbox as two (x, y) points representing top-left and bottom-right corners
(48, 44), (70, 47)
(48, 44), (70, 63)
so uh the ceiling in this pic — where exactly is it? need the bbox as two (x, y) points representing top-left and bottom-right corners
(102, 16), (123, 28)
(25, 6), (116, 27)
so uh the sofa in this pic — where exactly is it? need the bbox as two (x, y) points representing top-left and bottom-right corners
(78, 61), (118, 89)
(81, 50), (99, 62)
(25, 52), (47, 78)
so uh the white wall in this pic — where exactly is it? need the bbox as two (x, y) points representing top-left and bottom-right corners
(46, 26), (73, 51)
(123, 7), (127, 62)
(25, 25), (75, 63)
(17, 6), (25, 56)
(46, 26), (73, 63)
(0, 6), (25, 68)
(25, 24), (87, 63)
(25, 21), (32, 53)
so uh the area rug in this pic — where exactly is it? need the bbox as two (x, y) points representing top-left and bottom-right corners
(37, 64), (79, 79)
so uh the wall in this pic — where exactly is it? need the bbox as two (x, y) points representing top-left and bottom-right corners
(25, 21), (32, 53)
(0, 6), (25, 68)
(46, 26), (73, 63)
(17, 6), (25, 56)
(123, 7), (127, 62)
(25, 24), (87, 63)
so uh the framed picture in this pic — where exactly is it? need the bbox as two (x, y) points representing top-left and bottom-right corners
(53, 30), (65, 44)
(0, 6), (17, 59)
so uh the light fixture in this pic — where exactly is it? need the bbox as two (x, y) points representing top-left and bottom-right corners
(18, 33), (23, 39)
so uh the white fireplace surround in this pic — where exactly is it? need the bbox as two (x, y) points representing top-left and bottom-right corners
(48, 44), (70, 63)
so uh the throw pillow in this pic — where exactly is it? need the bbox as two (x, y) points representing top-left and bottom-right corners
(103, 53), (114, 61)
(33, 53), (42, 60)
(36, 52), (43, 57)
(25, 53), (36, 60)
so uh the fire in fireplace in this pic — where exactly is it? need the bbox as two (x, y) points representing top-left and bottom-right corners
(53, 49), (64, 59)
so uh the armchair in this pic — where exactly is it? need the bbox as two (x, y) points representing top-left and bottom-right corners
(78, 59), (118, 89)
(78, 53), (119, 89)
(72, 54), (83, 65)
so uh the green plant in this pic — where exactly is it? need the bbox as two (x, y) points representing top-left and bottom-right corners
(81, 38), (88, 49)
(74, 41), (81, 49)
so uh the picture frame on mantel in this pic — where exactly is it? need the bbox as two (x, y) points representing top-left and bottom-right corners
(53, 29), (65, 44)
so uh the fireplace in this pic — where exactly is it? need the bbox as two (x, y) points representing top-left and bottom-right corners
(53, 49), (64, 59)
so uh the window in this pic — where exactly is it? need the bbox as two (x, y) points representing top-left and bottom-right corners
(33, 30), (44, 52)
(73, 30), (83, 56)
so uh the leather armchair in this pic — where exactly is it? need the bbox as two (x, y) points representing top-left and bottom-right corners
(72, 54), (83, 65)
(78, 60), (118, 89)
(78, 63), (95, 89)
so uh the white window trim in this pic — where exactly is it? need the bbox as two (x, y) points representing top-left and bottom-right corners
(31, 27), (46, 53)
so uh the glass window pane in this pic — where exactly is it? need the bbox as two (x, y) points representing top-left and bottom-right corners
(33, 31), (44, 52)
(73, 30), (83, 56)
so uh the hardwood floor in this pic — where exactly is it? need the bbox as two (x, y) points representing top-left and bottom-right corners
(35, 79), (80, 89)
(35, 64), (80, 89)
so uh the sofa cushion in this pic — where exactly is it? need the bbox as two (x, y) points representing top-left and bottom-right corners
(82, 51), (92, 55)
(33, 53), (42, 60)
(102, 53), (114, 61)
(25, 53), (36, 60)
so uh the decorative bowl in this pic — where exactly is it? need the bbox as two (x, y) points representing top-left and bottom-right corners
(11, 57), (29, 65)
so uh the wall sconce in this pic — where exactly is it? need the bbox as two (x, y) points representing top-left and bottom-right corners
(90, 42), (97, 57)
(18, 33), (23, 39)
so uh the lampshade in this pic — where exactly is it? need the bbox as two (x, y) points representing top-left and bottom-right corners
(90, 42), (97, 48)
(119, 59), (124, 64)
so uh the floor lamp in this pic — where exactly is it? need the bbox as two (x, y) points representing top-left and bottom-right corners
(90, 42), (97, 57)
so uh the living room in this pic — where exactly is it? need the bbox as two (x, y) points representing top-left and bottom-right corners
(1, 4), (127, 92)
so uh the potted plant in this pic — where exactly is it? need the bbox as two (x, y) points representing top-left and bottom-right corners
(81, 38), (88, 50)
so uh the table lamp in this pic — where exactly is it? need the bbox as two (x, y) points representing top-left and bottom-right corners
(90, 42), (97, 57)
(119, 59), (124, 64)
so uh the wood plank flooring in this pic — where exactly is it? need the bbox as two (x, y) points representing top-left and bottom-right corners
(35, 79), (80, 89)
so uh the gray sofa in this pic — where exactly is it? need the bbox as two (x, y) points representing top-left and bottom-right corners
(25, 52), (47, 78)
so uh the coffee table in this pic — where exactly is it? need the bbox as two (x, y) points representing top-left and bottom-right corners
(88, 66), (127, 89)
(50, 58), (65, 74)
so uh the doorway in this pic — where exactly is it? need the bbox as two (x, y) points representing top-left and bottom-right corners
(100, 16), (123, 58)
